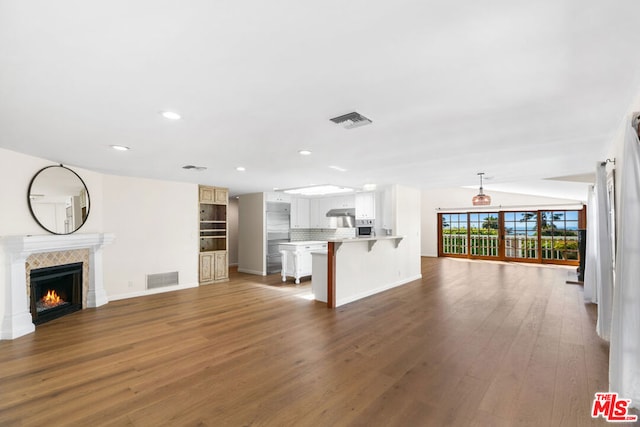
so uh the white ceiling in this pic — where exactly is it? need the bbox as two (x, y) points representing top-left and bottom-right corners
(1, 1), (639, 197)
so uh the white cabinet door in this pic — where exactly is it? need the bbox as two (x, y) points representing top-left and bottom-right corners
(330, 195), (355, 209)
(265, 192), (292, 203)
(308, 199), (320, 228)
(309, 198), (332, 228)
(290, 197), (310, 229)
(355, 192), (376, 219)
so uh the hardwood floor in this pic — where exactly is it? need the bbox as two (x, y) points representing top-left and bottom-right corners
(0, 258), (630, 426)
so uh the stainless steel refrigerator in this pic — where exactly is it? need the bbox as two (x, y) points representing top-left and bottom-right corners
(265, 202), (290, 274)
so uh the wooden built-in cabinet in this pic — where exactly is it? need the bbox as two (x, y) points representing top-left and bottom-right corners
(200, 186), (228, 205)
(199, 185), (229, 283)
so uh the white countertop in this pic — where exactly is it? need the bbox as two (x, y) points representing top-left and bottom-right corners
(279, 240), (327, 247)
(327, 235), (403, 243)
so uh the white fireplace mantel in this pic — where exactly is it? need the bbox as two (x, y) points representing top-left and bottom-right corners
(1, 233), (115, 340)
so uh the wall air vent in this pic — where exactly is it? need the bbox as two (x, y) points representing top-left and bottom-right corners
(146, 271), (179, 289)
(330, 111), (372, 129)
(182, 165), (207, 171)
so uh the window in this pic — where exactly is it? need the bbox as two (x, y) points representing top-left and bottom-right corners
(468, 212), (500, 258)
(503, 211), (538, 260)
(438, 209), (584, 266)
(540, 210), (580, 262)
(440, 213), (467, 255)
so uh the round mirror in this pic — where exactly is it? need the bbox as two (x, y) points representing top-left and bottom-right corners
(28, 165), (91, 235)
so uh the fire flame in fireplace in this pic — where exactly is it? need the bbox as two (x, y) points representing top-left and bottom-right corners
(41, 290), (63, 308)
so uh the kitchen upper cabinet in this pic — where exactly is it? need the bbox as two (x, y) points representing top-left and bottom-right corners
(290, 197), (310, 229)
(331, 195), (354, 209)
(309, 198), (332, 228)
(355, 192), (375, 219)
(265, 192), (291, 203)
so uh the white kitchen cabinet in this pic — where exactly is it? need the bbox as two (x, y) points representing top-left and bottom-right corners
(265, 192), (291, 203)
(331, 195), (355, 209)
(307, 195), (356, 229)
(309, 198), (332, 228)
(290, 197), (310, 229)
(355, 192), (376, 219)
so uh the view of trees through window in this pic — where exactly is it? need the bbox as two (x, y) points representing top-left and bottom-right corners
(439, 209), (582, 264)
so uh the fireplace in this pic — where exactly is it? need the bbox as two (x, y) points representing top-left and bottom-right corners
(0, 233), (113, 340)
(30, 262), (83, 325)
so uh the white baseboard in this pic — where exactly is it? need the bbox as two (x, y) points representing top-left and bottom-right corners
(237, 268), (266, 276)
(109, 282), (199, 301)
(335, 274), (422, 308)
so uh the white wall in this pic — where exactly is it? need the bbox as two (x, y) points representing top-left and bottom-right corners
(0, 148), (104, 235)
(394, 185), (422, 278)
(420, 187), (585, 257)
(228, 198), (239, 266)
(238, 193), (265, 275)
(0, 147), (203, 325)
(101, 175), (199, 299)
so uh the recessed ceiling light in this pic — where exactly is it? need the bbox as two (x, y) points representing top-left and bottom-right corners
(362, 183), (377, 191)
(298, 150), (312, 156)
(236, 166), (246, 172)
(329, 165), (347, 172)
(161, 111), (181, 120)
(110, 145), (130, 151)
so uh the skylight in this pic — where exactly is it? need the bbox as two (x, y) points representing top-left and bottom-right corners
(283, 185), (355, 196)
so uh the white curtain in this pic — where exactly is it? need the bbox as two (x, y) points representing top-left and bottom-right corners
(583, 162), (614, 339)
(594, 163), (614, 341)
(610, 119), (640, 407)
(583, 185), (597, 303)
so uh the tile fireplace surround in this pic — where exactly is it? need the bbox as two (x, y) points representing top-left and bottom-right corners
(0, 233), (114, 340)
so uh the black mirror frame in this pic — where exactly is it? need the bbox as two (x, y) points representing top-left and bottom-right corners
(27, 164), (91, 235)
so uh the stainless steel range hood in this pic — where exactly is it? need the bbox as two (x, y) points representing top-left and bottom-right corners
(326, 208), (355, 217)
(326, 208), (355, 228)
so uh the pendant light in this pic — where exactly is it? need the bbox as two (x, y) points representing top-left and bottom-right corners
(472, 172), (491, 206)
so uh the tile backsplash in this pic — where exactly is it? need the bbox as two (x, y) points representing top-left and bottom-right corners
(290, 228), (356, 241)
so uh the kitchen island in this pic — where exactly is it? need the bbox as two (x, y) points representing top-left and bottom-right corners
(279, 241), (327, 284)
(311, 235), (420, 307)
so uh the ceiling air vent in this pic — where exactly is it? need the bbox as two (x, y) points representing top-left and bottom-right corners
(182, 165), (207, 171)
(330, 112), (372, 129)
